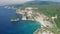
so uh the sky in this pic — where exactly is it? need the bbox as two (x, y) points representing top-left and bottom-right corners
(0, 0), (60, 5)
(0, 0), (32, 5)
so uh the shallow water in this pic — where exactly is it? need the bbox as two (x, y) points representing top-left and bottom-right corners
(0, 8), (41, 34)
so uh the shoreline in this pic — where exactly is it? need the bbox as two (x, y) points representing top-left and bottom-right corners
(16, 7), (56, 34)
(16, 8), (54, 27)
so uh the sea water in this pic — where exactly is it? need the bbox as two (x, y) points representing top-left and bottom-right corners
(0, 8), (41, 34)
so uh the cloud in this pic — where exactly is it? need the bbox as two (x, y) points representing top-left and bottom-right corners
(0, 0), (32, 5)
(0, 0), (60, 5)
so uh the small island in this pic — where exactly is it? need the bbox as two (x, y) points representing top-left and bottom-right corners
(11, 17), (19, 22)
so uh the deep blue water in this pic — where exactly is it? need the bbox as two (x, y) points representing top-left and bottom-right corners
(0, 8), (41, 34)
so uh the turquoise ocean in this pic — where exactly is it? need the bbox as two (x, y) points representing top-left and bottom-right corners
(0, 8), (41, 34)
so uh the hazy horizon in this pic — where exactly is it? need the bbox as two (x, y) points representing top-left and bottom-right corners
(0, 0), (60, 6)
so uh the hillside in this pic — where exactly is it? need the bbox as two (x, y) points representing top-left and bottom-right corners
(1, 1), (60, 29)
(15, 1), (60, 29)
(2, 1), (60, 8)
(24, 1), (60, 6)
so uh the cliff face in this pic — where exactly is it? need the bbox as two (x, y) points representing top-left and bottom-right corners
(16, 7), (54, 27)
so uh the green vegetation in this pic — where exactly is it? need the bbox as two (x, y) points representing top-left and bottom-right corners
(33, 5), (60, 29)
(46, 27), (59, 34)
(17, 5), (60, 34)
(34, 6), (60, 34)
(31, 5), (60, 34)
(18, 5), (60, 28)
(12, 17), (18, 20)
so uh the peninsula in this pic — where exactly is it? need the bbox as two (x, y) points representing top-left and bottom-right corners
(16, 7), (59, 34)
